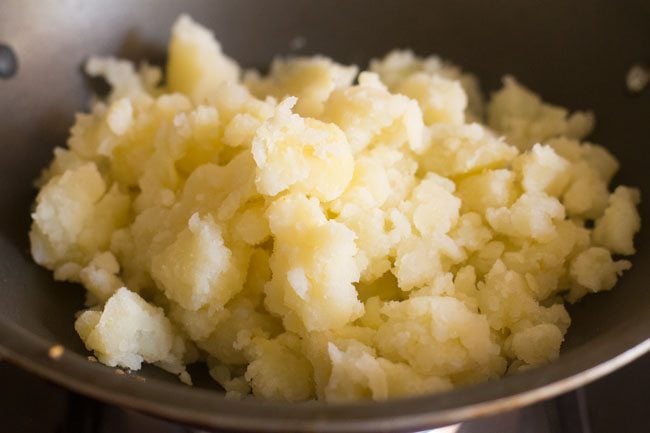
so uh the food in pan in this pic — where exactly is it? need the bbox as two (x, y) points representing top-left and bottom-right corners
(29, 15), (641, 401)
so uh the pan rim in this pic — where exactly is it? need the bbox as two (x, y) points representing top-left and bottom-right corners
(1, 316), (648, 432)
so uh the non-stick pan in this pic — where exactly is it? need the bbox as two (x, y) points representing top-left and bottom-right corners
(1, 1), (649, 432)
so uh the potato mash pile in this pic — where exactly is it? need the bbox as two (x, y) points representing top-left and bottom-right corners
(30, 15), (641, 402)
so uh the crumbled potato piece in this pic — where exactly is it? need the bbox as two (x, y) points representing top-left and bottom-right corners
(509, 323), (563, 365)
(547, 137), (619, 184)
(513, 143), (571, 196)
(245, 333), (314, 401)
(31, 163), (108, 267)
(324, 339), (451, 401)
(198, 298), (280, 364)
(167, 14), (239, 102)
(488, 77), (594, 150)
(417, 123), (517, 177)
(396, 73), (467, 125)
(79, 251), (124, 305)
(252, 97), (354, 201)
(370, 49), (485, 120)
(150, 213), (234, 311)
(320, 72), (425, 153)
(486, 192), (565, 243)
(245, 56), (357, 118)
(478, 260), (571, 334)
(75, 287), (190, 380)
(376, 296), (505, 382)
(593, 187), (641, 255)
(570, 247), (631, 294)
(562, 161), (610, 219)
(456, 169), (518, 214)
(264, 194), (363, 332)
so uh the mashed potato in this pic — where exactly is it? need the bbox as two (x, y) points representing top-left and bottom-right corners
(30, 15), (641, 402)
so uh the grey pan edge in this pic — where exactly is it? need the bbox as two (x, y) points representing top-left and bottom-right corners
(1, 317), (648, 432)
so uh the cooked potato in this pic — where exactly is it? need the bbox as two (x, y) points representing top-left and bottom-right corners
(31, 14), (641, 402)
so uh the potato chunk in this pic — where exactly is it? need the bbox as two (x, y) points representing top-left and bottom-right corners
(30, 163), (106, 267)
(265, 194), (363, 332)
(376, 296), (504, 381)
(324, 339), (451, 401)
(513, 143), (571, 196)
(488, 77), (594, 150)
(252, 98), (354, 201)
(167, 14), (239, 102)
(593, 187), (641, 255)
(245, 56), (357, 118)
(151, 213), (233, 311)
(396, 73), (467, 125)
(321, 72), (424, 153)
(418, 123), (517, 177)
(245, 333), (313, 401)
(487, 192), (565, 243)
(75, 287), (187, 374)
(570, 247), (631, 294)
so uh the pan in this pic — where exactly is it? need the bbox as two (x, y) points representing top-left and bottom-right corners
(1, 1), (649, 432)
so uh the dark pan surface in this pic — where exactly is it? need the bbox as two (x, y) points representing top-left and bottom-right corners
(1, 1), (649, 431)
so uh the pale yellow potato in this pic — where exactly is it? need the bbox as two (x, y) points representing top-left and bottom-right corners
(407, 173), (461, 237)
(547, 137), (619, 184)
(488, 76), (594, 150)
(449, 213), (493, 254)
(244, 333), (314, 401)
(396, 72), (467, 125)
(509, 323), (564, 365)
(75, 287), (192, 381)
(264, 193), (363, 332)
(369, 49), (485, 121)
(197, 298), (280, 365)
(569, 247), (631, 294)
(562, 161), (610, 219)
(417, 123), (517, 177)
(486, 191), (566, 243)
(593, 186), (641, 255)
(513, 143), (571, 196)
(324, 339), (452, 401)
(150, 213), (232, 311)
(30, 15), (641, 402)
(31, 163), (110, 268)
(167, 14), (239, 103)
(251, 97), (354, 201)
(478, 260), (571, 335)
(320, 72), (425, 154)
(245, 56), (357, 118)
(79, 251), (124, 304)
(395, 233), (467, 290)
(456, 169), (518, 214)
(500, 219), (590, 300)
(376, 296), (506, 383)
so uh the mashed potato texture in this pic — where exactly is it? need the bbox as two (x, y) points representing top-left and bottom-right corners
(30, 15), (641, 402)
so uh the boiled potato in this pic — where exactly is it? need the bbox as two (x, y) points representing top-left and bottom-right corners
(30, 14), (641, 402)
